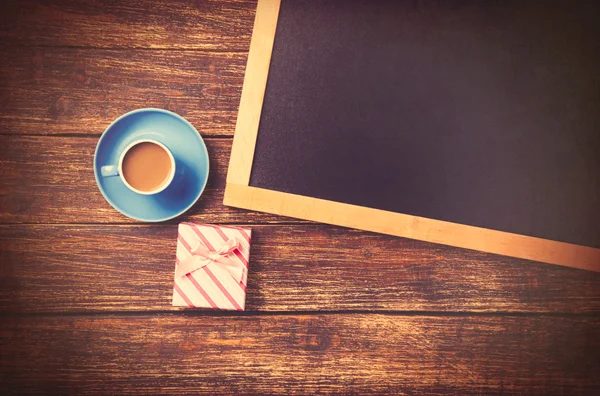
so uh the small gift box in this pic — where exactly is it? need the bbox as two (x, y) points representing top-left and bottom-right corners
(172, 222), (251, 310)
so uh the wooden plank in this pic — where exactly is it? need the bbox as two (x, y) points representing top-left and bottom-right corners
(2, 224), (600, 314)
(225, 185), (600, 272)
(0, 48), (246, 136)
(0, 0), (256, 50)
(227, 0), (280, 185)
(1, 314), (599, 394)
(0, 136), (293, 224)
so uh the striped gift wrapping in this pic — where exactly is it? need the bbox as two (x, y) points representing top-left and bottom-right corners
(172, 222), (252, 310)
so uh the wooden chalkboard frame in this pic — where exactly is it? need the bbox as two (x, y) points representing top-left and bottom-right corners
(224, 0), (600, 272)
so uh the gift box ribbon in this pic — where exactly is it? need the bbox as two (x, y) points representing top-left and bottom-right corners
(175, 237), (246, 283)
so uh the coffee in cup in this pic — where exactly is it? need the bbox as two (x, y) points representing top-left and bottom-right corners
(100, 139), (176, 195)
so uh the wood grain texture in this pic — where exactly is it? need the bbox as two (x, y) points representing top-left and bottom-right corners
(1, 1), (598, 392)
(2, 224), (600, 314)
(0, 0), (256, 50)
(1, 315), (599, 394)
(0, 136), (293, 224)
(0, 48), (245, 136)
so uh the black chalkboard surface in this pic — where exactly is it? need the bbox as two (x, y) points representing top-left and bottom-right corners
(248, 0), (600, 249)
(225, 0), (600, 271)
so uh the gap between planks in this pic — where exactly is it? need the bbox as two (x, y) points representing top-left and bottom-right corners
(0, 134), (236, 139)
(0, 221), (309, 227)
(2, 310), (600, 319)
(0, 44), (251, 52)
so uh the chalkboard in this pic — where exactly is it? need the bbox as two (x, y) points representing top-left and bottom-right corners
(225, 0), (600, 271)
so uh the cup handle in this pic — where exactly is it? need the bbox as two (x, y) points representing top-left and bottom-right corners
(100, 165), (119, 177)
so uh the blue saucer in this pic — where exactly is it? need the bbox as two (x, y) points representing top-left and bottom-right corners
(94, 108), (209, 222)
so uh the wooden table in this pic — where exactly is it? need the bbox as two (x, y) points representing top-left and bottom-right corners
(1, 1), (599, 394)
